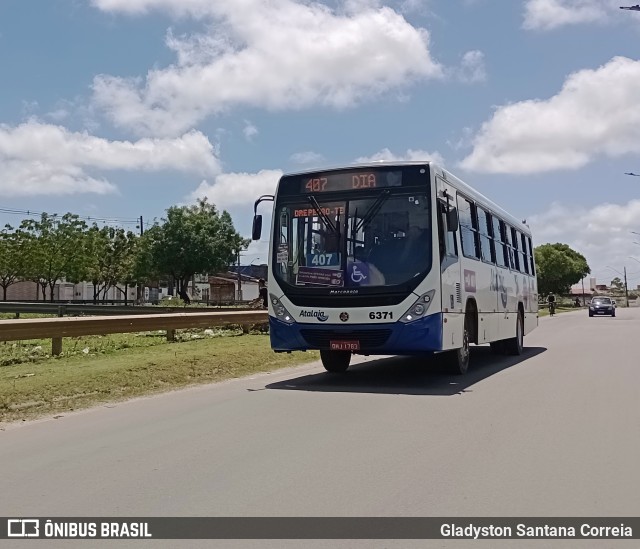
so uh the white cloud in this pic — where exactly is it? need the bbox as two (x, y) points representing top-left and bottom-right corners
(523, 0), (620, 30)
(397, 0), (430, 14)
(189, 169), (283, 210)
(92, 0), (218, 17)
(0, 120), (221, 196)
(243, 120), (258, 141)
(452, 50), (487, 84)
(91, 0), (443, 136)
(460, 56), (640, 174)
(290, 151), (326, 165)
(1, 161), (117, 197)
(342, 0), (382, 12)
(356, 148), (445, 165)
(188, 169), (283, 256)
(528, 199), (640, 287)
(45, 108), (71, 122)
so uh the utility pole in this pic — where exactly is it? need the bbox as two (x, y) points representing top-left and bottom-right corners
(624, 266), (629, 307)
(581, 277), (586, 306)
(137, 216), (144, 304)
(236, 250), (243, 301)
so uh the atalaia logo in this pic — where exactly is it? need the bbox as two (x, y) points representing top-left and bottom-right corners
(299, 310), (328, 322)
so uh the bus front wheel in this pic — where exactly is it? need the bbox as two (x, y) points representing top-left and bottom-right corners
(504, 312), (524, 355)
(320, 350), (351, 373)
(446, 315), (470, 375)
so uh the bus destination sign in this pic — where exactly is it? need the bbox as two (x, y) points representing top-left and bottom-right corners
(300, 170), (402, 193)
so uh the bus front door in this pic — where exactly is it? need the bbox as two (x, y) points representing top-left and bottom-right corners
(437, 193), (464, 350)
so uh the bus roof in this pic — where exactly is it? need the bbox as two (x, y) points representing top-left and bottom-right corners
(278, 161), (532, 237)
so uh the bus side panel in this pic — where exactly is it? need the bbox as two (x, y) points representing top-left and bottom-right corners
(440, 311), (464, 350)
(498, 311), (517, 341)
(469, 263), (499, 344)
(524, 311), (538, 336)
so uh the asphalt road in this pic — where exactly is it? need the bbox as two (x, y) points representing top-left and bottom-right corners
(1, 307), (639, 548)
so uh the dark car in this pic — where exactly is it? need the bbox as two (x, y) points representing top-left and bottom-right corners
(589, 297), (615, 317)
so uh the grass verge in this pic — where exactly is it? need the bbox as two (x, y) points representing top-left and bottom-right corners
(0, 333), (319, 424)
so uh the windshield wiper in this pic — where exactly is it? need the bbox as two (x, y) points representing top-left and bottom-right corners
(355, 190), (390, 233)
(307, 195), (337, 234)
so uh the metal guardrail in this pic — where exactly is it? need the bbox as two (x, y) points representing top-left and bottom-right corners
(0, 310), (269, 355)
(0, 302), (256, 317)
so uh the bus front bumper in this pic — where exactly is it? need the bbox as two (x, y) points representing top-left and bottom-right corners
(269, 313), (443, 355)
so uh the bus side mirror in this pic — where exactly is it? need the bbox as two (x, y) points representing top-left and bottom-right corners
(252, 215), (263, 241)
(446, 208), (459, 232)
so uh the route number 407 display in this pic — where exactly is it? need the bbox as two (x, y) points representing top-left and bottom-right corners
(307, 253), (340, 267)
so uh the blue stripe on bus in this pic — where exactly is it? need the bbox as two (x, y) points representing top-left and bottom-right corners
(269, 313), (443, 355)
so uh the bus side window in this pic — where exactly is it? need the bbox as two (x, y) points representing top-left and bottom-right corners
(527, 236), (536, 275)
(503, 224), (515, 270)
(438, 200), (458, 260)
(477, 207), (494, 264)
(510, 227), (521, 272)
(520, 232), (530, 274)
(492, 216), (507, 268)
(457, 195), (479, 259)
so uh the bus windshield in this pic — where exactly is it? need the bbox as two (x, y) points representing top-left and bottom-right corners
(274, 192), (432, 289)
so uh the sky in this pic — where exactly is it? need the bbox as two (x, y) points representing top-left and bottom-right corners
(1, 0), (640, 288)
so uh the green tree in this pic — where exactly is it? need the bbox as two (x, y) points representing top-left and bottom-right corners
(0, 225), (25, 300)
(83, 225), (111, 302)
(110, 229), (140, 304)
(145, 199), (248, 301)
(534, 243), (590, 296)
(610, 277), (625, 293)
(83, 226), (140, 303)
(19, 213), (88, 301)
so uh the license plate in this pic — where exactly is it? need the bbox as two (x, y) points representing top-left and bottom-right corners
(330, 340), (360, 351)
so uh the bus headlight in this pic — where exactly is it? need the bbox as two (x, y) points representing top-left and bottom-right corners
(400, 290), (436, 323)
(269, 294), (295, 324)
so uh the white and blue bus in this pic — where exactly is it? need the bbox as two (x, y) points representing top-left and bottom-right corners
(252, 162), (538, 374)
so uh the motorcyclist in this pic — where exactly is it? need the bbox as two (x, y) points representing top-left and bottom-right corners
(547, 292), (556, 315)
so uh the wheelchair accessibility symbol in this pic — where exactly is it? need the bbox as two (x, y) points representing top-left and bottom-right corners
(349, 263), (369, 285)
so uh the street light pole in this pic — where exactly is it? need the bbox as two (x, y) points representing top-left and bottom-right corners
(245, 257), (260, 276)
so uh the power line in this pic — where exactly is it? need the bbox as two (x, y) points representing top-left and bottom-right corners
(0, 206), (141, 226)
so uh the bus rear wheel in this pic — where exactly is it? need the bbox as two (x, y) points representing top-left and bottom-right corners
(320, 350), (351, 373)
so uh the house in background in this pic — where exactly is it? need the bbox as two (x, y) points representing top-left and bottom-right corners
(229, 264), (268, 282)
(4, 280), (136, 302)
(570, 277), (597, 298)
(208, 273), (261, 303)
(3, 264), (267, 304)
